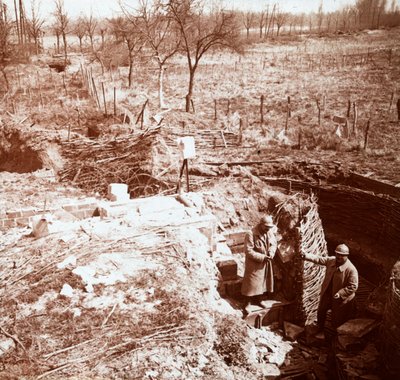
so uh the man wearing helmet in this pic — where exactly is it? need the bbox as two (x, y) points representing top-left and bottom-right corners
(302, 243), (358, 336)
(241, 215), (278, 314)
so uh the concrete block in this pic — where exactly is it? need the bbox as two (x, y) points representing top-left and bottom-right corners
(109, 193), (130, 202)
(16, 217), (30, 227)
(63, 204), (79, 212)
(216, 259), (238, 281)
(3, 219), (17, 228)
(32, 215), (50, 237)
(108, 183), (129, 202)
(6, 211), (22, 218)
(138, 196), (183, 215)
(20, 209), (37, 217)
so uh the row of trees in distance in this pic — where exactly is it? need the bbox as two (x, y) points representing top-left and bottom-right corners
(1, 0), (400, 111)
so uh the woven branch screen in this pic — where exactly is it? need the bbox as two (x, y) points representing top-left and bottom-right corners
(382, 263), (400, 373)
(274, 194), (328, 327)
(59, 127), (174, 197)
(295, 198), (328, 326)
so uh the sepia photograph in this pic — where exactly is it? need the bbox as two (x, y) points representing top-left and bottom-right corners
(0, 0), (399, 378)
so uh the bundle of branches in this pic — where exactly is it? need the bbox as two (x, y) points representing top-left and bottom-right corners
(381, 261), (400, 374)
(272, 193), (327, 326)
(295, 198), (328, 326)
(59, 127), (174, 197)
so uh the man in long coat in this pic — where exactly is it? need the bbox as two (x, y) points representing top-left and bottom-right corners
(241, 215), (277, 313)
(302, 243), (358, 336)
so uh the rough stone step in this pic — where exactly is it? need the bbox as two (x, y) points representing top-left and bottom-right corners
(244, 299), (293, 328)
(216, 259), (238, 281)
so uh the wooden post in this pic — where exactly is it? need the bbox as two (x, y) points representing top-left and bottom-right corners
(285, 96), (291, 132)
(101, 82), (107, 116)
(77, 107), (81, 129)
(113, 87), (116, 116)
(347, 99), (351, 118)
(16, 66), (21, 87)
(352, 102), (358, 136)
(298, 128), (302, 149)
(214, 99), (217, 120)
(91, 77), (101, 109)
(62, 73), (67, 96)
(238, 117), (243, 146)
(388, 91), (394, 112)
(364, 119), (370, 150)
(227, 99), (230, 115)
(220, 130), (227, 148)
(185, 159), (189, 192)
(316, 99), (321, 127)
(397, 98), (400, 121)
(260, 95), (264, 126)
(176, 159), (189, 193)
(39, 91), (44, 108)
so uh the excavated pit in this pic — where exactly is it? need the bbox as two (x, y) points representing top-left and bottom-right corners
(0, 132), (43, 173)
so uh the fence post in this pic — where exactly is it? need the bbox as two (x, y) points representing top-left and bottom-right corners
(260, 95), (264, 126)
(114, 87), (117, 116)
(101, 82), (107, 116)
(316, 99), (321, 127)
(353, 102), (358, 136)
(214, 99), (217, 120)
(364, 119), (370, 150)
(285, 96), (291, 132)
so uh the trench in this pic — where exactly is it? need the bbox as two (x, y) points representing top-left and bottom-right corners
(217, 177), (400, 378)
(0, 132), (44, 173)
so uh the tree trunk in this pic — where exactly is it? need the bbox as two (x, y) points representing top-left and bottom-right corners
(128, 53), (133, 88)
(158, 64), (166, 109)
(186, 69), (195, 112)
(62, 33), (67, 63)
(79, 37), (82, 52)
(246, 28), (250, 38)
(56, 33), (60, 54)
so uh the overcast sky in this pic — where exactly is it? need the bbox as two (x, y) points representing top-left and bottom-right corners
(3, 0), (398, 20)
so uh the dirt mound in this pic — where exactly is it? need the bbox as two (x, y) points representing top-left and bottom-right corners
(0, 122), (64, 173)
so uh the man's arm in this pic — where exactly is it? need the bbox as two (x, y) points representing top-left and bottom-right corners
(302, 253), (330, 266)
(245, 232), (266, 263)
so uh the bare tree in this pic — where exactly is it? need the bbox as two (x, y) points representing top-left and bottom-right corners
(74, 16), (86, 52)
(0, 0), (12, 89)
(128, 0), (181, 109)
(98, 21), (108, 48)
(108, 16), (126, 43)
(376, 0), (387, 28)
(27, 0), (45, 54)
(266, 3), (276, 38)
(275, 7), (287, 36)
(53, 0), (69, 62)
(167, 0), (241, 112)
(53, 24), (61, 53)
(258, 10), (266, 38)
(85, 11), (98, 51)
(317, 1), (324, 34)
(242, 11), (254, 39)
(112, 16), (145, 88)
